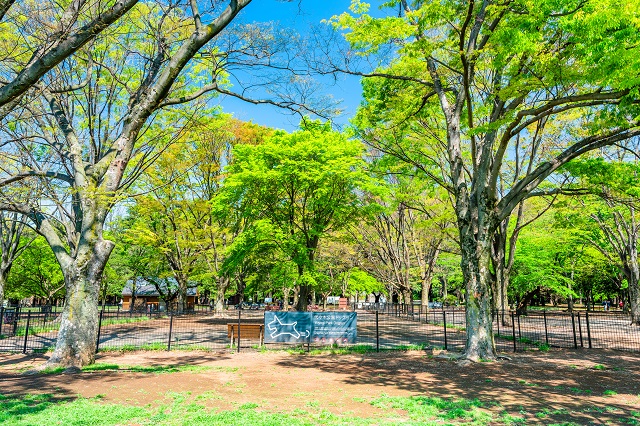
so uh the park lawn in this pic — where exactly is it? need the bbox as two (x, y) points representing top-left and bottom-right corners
(0, 391), (518, 426)
(1, 349), (639, 425)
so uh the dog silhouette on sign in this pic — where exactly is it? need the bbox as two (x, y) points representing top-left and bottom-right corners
(267, 315), (310, 339)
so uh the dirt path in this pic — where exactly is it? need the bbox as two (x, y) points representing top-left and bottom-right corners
(1, 348), (639, 424)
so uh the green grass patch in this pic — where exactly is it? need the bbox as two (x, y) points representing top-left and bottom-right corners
(0, 391), (510, 426)
(370, 394), (491, 423)
(0, 394), (147, 426)
(14, 325), (59, 336)
(98, 342), (168, 352)
(80, 363), (214, 374)
(284, 343), (428, 355)
(13, 316), (160, 337)
(101, 316), (161, 326)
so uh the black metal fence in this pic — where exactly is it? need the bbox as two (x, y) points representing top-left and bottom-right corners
(1, 304), (639, 354)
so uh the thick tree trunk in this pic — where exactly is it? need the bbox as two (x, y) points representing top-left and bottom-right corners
(46, 239), (113, 368)
(420, 279), (430, 310)
(460, 232), (496, 361)
(296, 285), (310, 311)
(213, 278), (229, 314)
(402, 289), (412, 306)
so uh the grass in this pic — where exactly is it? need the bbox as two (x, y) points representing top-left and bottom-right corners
(13, 316), (163, 337)
(27, 363), (222, 375)
(0, 391), (513, 426)
(281, 343), (429, 355)
(370, 394), (492, 423)
(99, 342), (169, 352)
(494, 333), (553, 351)
(82, 363), (214, 374)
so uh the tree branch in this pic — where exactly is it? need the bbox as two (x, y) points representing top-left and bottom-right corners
(0, 170), (74, 187)
(0, 0), (140, 107)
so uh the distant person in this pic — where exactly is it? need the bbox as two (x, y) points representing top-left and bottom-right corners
(619, 301), (624, 309)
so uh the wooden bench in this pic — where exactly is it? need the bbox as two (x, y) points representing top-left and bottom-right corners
(227, 323), (264, 347)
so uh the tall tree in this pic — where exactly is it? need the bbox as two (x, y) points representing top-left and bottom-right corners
(332, 0), (640, 360)
(562, 152), (640, 323)
(0, 0), (253, 368)
(221, 121), (379, 311)
(124, 115), (268, 312)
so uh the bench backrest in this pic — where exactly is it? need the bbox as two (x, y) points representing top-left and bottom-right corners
(227, 323), (263, 338)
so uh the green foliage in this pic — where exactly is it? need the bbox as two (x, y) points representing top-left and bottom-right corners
(341, 267), (385, 296)
(221, 120), (381, 290)
(7, 237), (64, 301)
(510, 225), (576, 301)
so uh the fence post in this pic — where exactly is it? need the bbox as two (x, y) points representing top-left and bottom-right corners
(442, 311), (448, 350)
(495, 310), (500, 339)
(0, 306), (4, 337)
(577, 312), (584, 348)
(237, 306), (241, 353)
(543, 310), (549, 346)
(375, 310), (380, 353)
(13, 307), (19, 335)
(585, 310), (592, 348)
(570, 312), (578, 349)
(22, 311), (31, 354)
(167, 313), (174, 351)
(511, 312), (517, 352)
(95, 310), (104, 353)
(517, 314), (522, 341)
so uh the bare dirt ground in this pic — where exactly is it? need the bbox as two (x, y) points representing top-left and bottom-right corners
(1, 348), (639, 424)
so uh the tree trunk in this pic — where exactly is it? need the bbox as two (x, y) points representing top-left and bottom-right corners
(625, 256), (640, 325)
(292, 285), (300, 310)
(420, 247), (440, 310)
(282, 286), (290, 311)
(440, 276), (447, 301)
(494, 265), (512, 326)
(294, 263), (308, 311)
(402, 289), (412, 306)
(45, 239), (113, 368)
(213, 277), (229, 314)
(0, 268), (7, 306)
(460, 231), (496, 361)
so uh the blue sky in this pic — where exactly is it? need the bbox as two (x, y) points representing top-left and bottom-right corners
(215, 1), (364, 131)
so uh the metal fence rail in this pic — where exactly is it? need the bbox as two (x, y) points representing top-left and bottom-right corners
(1, 304), (639, 354)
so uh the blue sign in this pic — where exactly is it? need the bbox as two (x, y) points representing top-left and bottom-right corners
(264, 312), (357, 344)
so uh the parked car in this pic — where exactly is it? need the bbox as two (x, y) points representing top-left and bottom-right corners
(428, 302), (443, 309)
